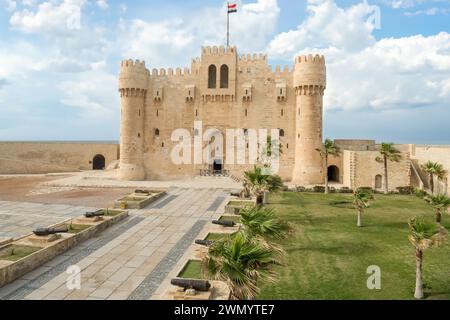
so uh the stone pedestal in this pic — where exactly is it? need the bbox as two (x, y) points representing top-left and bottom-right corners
(27, 234), (61, 246)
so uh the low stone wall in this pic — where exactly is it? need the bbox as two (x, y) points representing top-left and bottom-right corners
(0, 209), (128, 287)
(0, 141), (119, 174)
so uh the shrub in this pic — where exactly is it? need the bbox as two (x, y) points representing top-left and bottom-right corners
(313, 186), (325, 193)
(338, 187), (353, 194)
(414, 188), (427, 198)
(396, 186), (415, 195)
(296, 186), (306, 192)
(357, 187), (374, 192)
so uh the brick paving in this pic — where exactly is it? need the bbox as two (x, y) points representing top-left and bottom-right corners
(0, 201), (96, 239)
(0, 188), (229, 300)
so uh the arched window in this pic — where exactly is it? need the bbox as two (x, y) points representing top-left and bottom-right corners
(220, 64), (229, 88)
(279, 129), (285, 137)
(155, 128), (160, 137)
(375, 175), (382, 189)
(208, 65), (216, 88)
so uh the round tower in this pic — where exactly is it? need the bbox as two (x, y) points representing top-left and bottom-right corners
(292, 54), (326, 185)
(118, 59), (149, 180)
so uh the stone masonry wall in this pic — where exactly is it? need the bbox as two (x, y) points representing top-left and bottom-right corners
(0, 142), (119, 174)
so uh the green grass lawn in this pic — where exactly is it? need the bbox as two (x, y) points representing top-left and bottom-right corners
(0, 245), (42, 261)
(67, 223), (92, 234)
(258, 192), (450, 300)
(218, 215), (241, 223)
(178, 260), (203, 279)
(205, 233), (230, 241)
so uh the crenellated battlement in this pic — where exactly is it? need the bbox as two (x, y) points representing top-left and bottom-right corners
(119, 59), (149, 90)
(150, 67), (193, 78)
(202, 45), (236, 55)
(120, 59), (147, 69)
(293, 53), (326, 91)
(272, 65), (292, 75)
(238, 53), (267, 62)
(295, 54), (325, 64)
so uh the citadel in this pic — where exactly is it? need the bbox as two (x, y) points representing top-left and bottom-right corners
(0, 46), (448, 195)
(117, 45), (416, 192)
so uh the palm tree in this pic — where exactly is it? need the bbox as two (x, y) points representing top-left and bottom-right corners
(375, 143), (402, 194)
(421, 161), (447, 194)
(316, 139), (341, 194)
(353, 189), (372, 227)
(243, 166), (283, 204)
(202, 231), (285, 300)
(239, 206), (291, 240)
(408, 217), (447, 299)
(424, 194), (450, 224)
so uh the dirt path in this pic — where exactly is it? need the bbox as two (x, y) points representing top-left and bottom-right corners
(0, 175), (134, 207)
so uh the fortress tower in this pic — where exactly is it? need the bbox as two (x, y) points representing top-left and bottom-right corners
(118, 59), (149, 180)
(292, 54), (326, 185)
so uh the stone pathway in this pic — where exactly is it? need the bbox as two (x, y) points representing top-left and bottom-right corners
(0, 188), (229, 300)
(42, 170), (242, 190)
(0, 201), (96, 239)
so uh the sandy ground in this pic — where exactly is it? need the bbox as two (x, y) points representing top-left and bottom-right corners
(0, 175), (134, 207)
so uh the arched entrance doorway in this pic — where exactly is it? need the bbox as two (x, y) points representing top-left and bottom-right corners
(93, 154), (105, 170)
(212, 159), (222, 174)
(327, 165), (340, 183)
(375, 175), (382, 189)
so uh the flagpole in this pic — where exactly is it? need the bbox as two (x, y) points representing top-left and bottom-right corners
(227, 2), (229, 47)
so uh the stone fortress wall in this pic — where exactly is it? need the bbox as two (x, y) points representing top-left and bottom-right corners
(0, 142), (119, 174)
(118, 46), (325, 184)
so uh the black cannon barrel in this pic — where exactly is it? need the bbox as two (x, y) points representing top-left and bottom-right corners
(85, 211), (105, 218)
(171, 278), (211, 292)
(212, 220), (236, 227)
(195, 239), (214, 247)
(33, 226), (69, 236)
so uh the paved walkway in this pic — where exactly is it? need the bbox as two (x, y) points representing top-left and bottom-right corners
(0, 201), (95, 239)
(0, 188), (229, 300)
(41, 170), (242, 190)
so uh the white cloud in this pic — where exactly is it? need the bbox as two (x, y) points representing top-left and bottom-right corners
(405, 7), (450, 15)
(10, 0), (87, 34)
(96, 0), (108, 10)
(119, 0), (280, 67)
(58, 70), (119, 123)
(267, 0), (377, 59)
(4, 0), (17, 11)
(265, 0), (450, 114)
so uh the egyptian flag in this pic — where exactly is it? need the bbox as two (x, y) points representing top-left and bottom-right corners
(228, 3), (237, 14)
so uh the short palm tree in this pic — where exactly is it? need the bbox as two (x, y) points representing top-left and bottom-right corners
(239, 206), (291, 240)
(408, 217), (447, 299)
(421, 161), (447, 194)
(243, 166), (283, 204)
(316, 139), (341, 194)
(353, 189), (372, 227)
(202, 231), (285, 300)
(424, 194), (450, 224)
(376, 143), (402, 194)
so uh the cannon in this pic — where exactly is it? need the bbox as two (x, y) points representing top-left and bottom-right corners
(195, 239), (214, 247)
(171, 278), (211, 292)
(85, 210), (105, 218)
(212, 220), (236, 227)
(33, 226), (69, 236)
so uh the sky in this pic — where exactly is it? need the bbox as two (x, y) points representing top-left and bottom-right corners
(0, 0), (449, 143)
